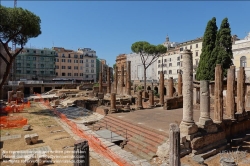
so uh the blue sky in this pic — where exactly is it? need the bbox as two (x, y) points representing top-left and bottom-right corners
(1, 1), (250, 66)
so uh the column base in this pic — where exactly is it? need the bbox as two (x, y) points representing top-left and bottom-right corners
(199, 117), (213, 126)
(109, 109), (116, 113)
(180, 121), (198, 135)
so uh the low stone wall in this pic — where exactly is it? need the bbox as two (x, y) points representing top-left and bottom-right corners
(163, 96), (183, 110)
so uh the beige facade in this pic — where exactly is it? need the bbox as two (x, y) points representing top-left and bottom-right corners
(232, 33), (250, 80)
(53, 47), (97, 82)
(158, 37), (203, 80)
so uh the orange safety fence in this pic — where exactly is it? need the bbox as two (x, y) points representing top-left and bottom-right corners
(0, 116), (28, 129)
(2, 102), (30, 113)
(35, 94), (131, 166)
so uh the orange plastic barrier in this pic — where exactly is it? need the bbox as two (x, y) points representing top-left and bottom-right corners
(0, 116), (27, 129)
(35, 93), (130, 166)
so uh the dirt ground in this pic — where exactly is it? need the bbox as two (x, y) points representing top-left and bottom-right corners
(0, 102), (101, 166)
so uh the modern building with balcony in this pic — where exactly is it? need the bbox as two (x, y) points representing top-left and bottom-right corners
(13, 48), (56, 81)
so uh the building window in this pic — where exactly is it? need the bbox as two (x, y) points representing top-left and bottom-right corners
(190, 45), (192, 49)
(68, 59), (71, 63)
(62, 59), (65, 62)
(62, 73), (65, 76)
(177, 62), (180, 66)
(33, 57), (36, 60)
(80, 55), (83, 59)
(33, 50), (36, 53)
(68, 54), (71, 58)
(185, 47), (187, 50)
(169, 70), (172, 74)
(196, 59), (199, 65)
(169, 63), (172, 67)
(80, 73), (83, 76)
(196, 52), (198, 56)
(56, 72), (58, 76)
(62, 54), (65, 57)
(86, 59), (88, 62)
(74, 66), (78, 70)
(40, 71), (44, 74)
(74, 55), (78, 58)
(80, 66), (83, 70)
(26, 70), (30, 74)
(56, 58), (59, 62)
(26, 56), (30, 60)
(86, 75), (88, 78)
(68, 66), (71, 69)
(41, 64), (44, 68)
(68, 73), (71, 76)
(40, 57), (44, 61)
(164, 59), (167, 62)
(62, 66), (66, 69)
(27, 50), (29, 53)
(91, 69), (94, 73)
(86, 69), (89, 73)
(177, 57), (180, 61)
(56, 65), (59, 69)
(27, 63), (30, 67)
(164, 70), (167, 74)
(158, 60), (161, 63)
(91, 60), (95, 63)
(180, 62), (182, 67)
(158, 71), (160, 74)
(180, 55), (182, 59)
(180, 48), (183, 51)
(86, 64), (89, 67)
(74, 60), (78, 63)
(91, 64), (94, 67)
(240, 56), (247, 67)
(169, 58), (171, 62)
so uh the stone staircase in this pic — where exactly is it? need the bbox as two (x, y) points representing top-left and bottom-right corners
(91, 115), (169, 161)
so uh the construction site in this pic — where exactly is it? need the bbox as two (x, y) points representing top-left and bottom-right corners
(1, 50), (250, 166)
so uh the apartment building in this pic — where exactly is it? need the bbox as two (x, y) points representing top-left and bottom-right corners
(232, 33), (250, 79)
(53, 47), (97, 82)
(157, 37), (203, 80)
(13, 48), (56, 81)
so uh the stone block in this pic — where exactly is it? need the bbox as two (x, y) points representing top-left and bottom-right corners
(24, 134), (32, 145)
(198, 118), (213, 126)
(190, 131), (226, 150)
(30, 133), (39, 144)
(180, 122), (198, 135)
(37, 153), (49, 166)
(24, 154), (36, 166)
(23, 125), (31, 131)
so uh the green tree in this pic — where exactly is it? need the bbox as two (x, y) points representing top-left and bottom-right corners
(0, 6), (42, 90)
(196, 17), (218, 80)
(131, 41), (167, 91)
(211, 17), (233, 78)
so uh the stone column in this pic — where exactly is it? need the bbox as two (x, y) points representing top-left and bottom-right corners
(74, 139), (89, 166)
(226, 66), (236, 119)
(168, 77), (174, 97)
(159, 71), (164, 106)
(110, 93), (116, 113)
(120, 65), (124, 94)
(237, 67), (246, 114)
(180, 50), (198, 135)
(107, 67), (111, 94)
(214, 64), (223, 123)
(126, 61), (131, 95)
(178, 73), (182, 96)
(149, 90), (154, 108)
(99, 72), (103, 93)
(115, 66), (118, 93)
(199, 80), (213, 125)
(169, 123), (180, 166)
(137, 90), (143, 109)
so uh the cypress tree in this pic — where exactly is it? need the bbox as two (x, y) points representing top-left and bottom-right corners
(211, 17), (233, 78)
(196, 17), (218, 80)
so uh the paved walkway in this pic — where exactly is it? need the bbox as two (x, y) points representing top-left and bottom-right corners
(110, 107), (214, 133)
